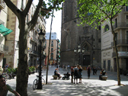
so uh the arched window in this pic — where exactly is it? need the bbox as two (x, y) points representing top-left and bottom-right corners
(104, 24), (109, 32)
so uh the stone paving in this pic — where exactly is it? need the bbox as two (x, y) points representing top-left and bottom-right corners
(7, 66), (128, 96)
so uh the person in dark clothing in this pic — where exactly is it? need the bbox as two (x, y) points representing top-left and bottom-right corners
(71, 66), (74, 83)
(73, 65), (79, 84)
(87, 65), (91, 79)
(99, 68), (106, 80)
(78, 65), (82, 83)
(54, 68), (61, 79)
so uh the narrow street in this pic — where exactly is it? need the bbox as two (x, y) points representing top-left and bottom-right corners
(7, 66), (128, 96)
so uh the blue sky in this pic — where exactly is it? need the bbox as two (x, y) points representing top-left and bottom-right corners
(33, 0), (61, 41)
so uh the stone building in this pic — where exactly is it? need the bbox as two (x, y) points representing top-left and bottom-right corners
(101, 6), (128, 71)
(0, 0), (11, 67)
(61, 0), (101, 67)
(3, 0), (46, 68)
(45, 32), (60, 65)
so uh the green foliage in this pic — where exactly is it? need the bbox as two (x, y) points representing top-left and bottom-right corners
(40, 0), (64, 18)
(6, 68), (13, 73)
(77, 0), (128, 28)
(28, 66), (36, 72)
(6, 67), (17, 74)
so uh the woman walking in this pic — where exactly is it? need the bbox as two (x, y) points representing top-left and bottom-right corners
(87, 65), (91, 79)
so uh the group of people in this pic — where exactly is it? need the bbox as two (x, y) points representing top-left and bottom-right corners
(54, 64), (107, 83)
(71, 65), (83, 84)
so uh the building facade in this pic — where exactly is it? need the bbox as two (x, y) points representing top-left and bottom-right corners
(0, 0), (9, 67)
(61, 0), (101, 67)
(101, 6), (128, 71)
(28, 3), (46, 67)
(1, 0), (46, 68)
(45, 32), (59, 65)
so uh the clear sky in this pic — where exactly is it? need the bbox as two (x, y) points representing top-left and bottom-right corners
(33, 0), (61, 41)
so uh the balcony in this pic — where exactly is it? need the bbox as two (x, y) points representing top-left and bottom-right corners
(113, 22), (128, 30)
(29, 48), (39, 56)
(111, 39), (128, 47)
(0, 0), (5, 10)
(112, 51), (128, 58)
(30, 36), (38, 43)
(0, 43), (9, 53)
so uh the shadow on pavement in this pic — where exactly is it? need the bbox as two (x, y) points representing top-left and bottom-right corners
(26, 79), (128, 96)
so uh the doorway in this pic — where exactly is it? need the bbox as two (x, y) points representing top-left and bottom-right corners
(83, 55), (90, 66)
(126, 58), (128, 70)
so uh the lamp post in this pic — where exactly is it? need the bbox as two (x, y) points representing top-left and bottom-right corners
(37, 29), (45, 89)
(74, 45), (85, 65)
(56, 39), (59, 65)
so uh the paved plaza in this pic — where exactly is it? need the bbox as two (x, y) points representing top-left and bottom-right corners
(7, 66), (128, 96)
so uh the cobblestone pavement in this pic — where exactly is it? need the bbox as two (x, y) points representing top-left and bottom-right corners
(7, 66), (128, 96)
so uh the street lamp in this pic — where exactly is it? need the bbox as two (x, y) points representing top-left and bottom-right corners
(74, 45), (85, 65)
(37, 29), (45, 89)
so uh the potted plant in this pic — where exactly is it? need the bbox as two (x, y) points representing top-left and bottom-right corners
(6, 68), (13, 79)
(12, 68), (17, 78)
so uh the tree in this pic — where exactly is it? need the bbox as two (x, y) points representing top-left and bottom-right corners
(77, 0), (128, 85)
(4, 0), (64, 95)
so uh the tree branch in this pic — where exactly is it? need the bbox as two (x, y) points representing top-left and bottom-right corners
(111, 2), (117, 18)
(112, 4), (125, 18)
(4, 0), (21, 18)
(23, 0), (33, 16)
(27, 0), (43, 31)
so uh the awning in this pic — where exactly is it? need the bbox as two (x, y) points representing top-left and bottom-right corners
(0, 24), (12, 36)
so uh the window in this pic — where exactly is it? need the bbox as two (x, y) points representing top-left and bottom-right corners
(99, 39), (101, 42)
(126, 31), (128, 44)
(108, 60), (111, 71)
(126, 15), (128, 19)
(126, 6), (128, 11)
(104, 24), (109, 32)
(103, 60), (106, 70)
(83, 26), (89, 33)
(51, 48), (53, 52)
(51, 44), (53, 47)
(115, 18), (117, 28)
(51, 53), (53, 60)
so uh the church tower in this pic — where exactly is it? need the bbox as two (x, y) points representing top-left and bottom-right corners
(61, 0), (101, 67)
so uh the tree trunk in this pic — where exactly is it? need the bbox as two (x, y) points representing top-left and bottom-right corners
(110, 19), (121, 85)
(16, 17), (29, 96)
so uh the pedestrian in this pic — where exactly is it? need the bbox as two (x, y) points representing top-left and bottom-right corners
(54, 68), (61, 79)
(4, 64), (9, 72)
(99, 68), (106, 80)
(78, 65), (83, 83)
(92, 66), (95, 75)
(71, 66), (74, 83)
(67, 65), (70, 72)
(87, 65), (91, 79)
(0, 75), (21, 96)
(73, 65), (79, 84)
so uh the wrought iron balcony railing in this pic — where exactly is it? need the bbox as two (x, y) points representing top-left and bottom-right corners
(113, 22), (128, 29)
(111, 39), (128, 46)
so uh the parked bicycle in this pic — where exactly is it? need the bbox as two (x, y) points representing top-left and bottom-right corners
(33, 75), (45, 90)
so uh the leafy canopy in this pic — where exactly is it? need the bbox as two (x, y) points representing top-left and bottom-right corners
(77, 0), (128, 27)
(40, 0), (64, 18)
